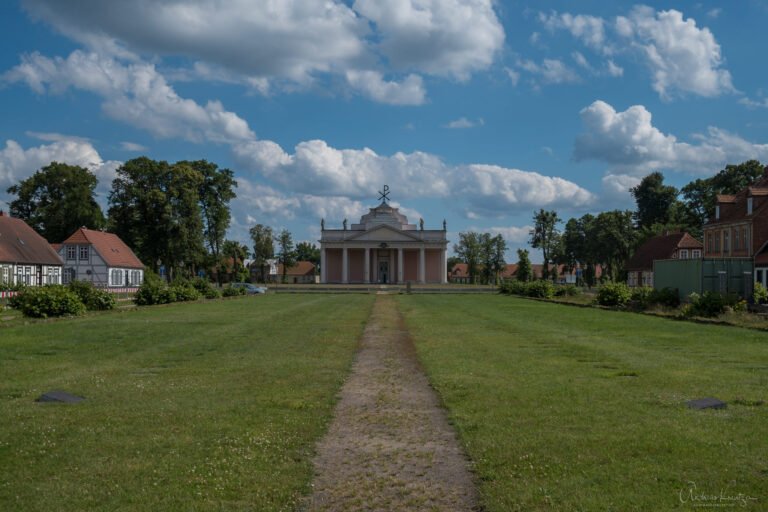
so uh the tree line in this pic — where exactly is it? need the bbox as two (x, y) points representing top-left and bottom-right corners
(4, 158), (320, 283)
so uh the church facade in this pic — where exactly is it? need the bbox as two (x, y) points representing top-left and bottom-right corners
(319, 196), (448, 284)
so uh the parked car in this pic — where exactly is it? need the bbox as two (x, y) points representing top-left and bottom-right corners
(230, 283), (268, 294)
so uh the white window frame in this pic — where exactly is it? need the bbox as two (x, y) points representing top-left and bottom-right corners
(110, 268), (124, 287)
(748, 197), (753, 215)
(679, 249), (689, 259)
(79, 246), (89, 261)
(66, 245), (76, 260)
(692, 249), (701, 258)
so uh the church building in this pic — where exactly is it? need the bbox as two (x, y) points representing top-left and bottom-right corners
(319, 188), (448, 284)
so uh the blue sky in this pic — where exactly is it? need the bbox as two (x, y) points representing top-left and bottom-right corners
(2, 1), (768, 261)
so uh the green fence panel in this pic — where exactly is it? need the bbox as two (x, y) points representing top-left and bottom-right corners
(653, 259), (702, 300)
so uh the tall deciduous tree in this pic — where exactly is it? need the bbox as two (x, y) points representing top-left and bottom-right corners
(454, 232), (482, 284)
(221, 240), (249, 281)
(591, 210), (637, 282)
(7, 162), (105, 242)
(182, 160), (237, 259)
(249, 224), (274, 283)
(108, 157), (206, 280)
(529, 209), (561, 281)
(630, 172), (680, 229)
(277, 229), (296, 283)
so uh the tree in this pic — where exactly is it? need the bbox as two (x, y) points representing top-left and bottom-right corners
(277, 229), (296, 283)
(454, 232), (482, 284)
(221, 240), (249, 282)
(182, 160), (237, 259)
(7, 162), (105, 243)
(516, 249), (532, 282)
(630, 172), (680, 229)
(249, 224), (274, 283)
(487, 234), (507, 285)
(562, 214), (598, 286)
(295, 242), (321, 265)
(108, 157), (206, 280)
(529, 209), (561, 281)
(446, 256), (462, 273)
(590, 210), (637, 282)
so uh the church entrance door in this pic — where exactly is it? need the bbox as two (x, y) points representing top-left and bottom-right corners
(378, 261), (389, 284)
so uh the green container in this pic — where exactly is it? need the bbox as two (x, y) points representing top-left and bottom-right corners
(654, 258), (753, 300)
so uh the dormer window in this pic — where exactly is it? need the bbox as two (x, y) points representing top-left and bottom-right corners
(715, 205), (720, 220)
(748, 197), (753, 215)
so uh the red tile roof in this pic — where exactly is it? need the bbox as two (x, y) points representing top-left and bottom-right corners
(277, 261), (316, 276)
(61, 228), (144, 269)
(708, 171), (768, 225)
(626, 232), (702, 271)
(0, 213), (63, 266)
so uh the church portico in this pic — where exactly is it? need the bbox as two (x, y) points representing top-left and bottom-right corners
(320, 188), (449, 284)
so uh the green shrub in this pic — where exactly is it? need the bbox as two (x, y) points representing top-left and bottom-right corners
(8, 285), (86, 318)
(526, 280), (555, 299)
(555, 284), (581, 297)
(170, 284), (201, 302)
(596, 282), (632, 307)
(191, 277), (221, 299)
(0, 282), (25, 292)
(500, 280), (528, 296)
(222, 286), (246, 297)
(68, 280), (116, 311)
(649, 287), (680, 308)
(134, 280), (170, 306)
(685, 291), (727, 318)
(754, 282), (768, 304)
(630, 286), (654, 308)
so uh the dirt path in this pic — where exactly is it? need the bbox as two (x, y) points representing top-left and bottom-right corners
(305, 295), (479, 511)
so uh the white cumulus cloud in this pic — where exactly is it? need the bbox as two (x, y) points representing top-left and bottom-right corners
(345, 71), (426, 105)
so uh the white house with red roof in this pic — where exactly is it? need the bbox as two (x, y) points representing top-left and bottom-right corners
(0, 211), (63, 287)
(58, 227), (145, 288)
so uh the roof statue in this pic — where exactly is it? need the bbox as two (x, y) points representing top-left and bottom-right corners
(378, 184), (391, 204)
(343, 218), (347, 230)
(321, 218), (324, 230)
(420, 218), (424, 230)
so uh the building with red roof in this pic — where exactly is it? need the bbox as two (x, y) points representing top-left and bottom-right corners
(0, 211), (63, 286)
(626, 232), (703, 287)
(58, 227), (145, 287)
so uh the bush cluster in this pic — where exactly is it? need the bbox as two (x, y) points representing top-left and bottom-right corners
(500, 279), (558, 299)
(222, 286), (247, 297)
(68, 280), (116, 311)
(683, 292), (743, 318)
(596, 282), (632, 307)
(191, 277), (221, 299)
(134, 276), (203, 306)
(629, 286), (680, 309)
(754, 283), (768, 304)
(9, 285), (86, 318)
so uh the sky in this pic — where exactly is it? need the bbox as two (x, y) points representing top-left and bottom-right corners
(1, 1), (768, 262)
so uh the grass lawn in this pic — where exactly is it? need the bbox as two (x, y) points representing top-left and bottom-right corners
(398, 294), (768, 511)
(0, 294), (373, 511)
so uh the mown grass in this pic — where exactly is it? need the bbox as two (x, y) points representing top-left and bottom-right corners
(0, 294), (373, 511)
(398, 294), (768, 511)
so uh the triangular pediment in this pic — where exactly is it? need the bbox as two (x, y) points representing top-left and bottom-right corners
(346, 224), (422, 242)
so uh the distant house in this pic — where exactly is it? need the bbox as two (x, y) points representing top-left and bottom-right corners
(58, 227), (144, 288)
(0, 211), (63, 286)
(626, 232), (703, 287)
(269, 261), (317, 284)
(450, 262), (601, 284)
(704, 169), (768, 287)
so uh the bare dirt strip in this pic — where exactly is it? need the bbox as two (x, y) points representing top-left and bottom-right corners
(304, 295), (479, 511)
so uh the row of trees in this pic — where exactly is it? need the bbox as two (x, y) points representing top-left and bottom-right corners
(452, 232), (508, 284)
(248, 224), (320, 283)
(5, 158), (318, 283)
(527, 160), (766, 284)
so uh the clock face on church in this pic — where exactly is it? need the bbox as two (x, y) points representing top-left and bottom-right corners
(319, 188), (448, 284)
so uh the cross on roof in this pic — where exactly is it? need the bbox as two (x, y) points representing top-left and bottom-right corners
(378, 184), (390, 203)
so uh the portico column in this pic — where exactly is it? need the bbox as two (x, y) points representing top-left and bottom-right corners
(321, 248), (327, 283)
(419, 247), (425, 284)
(342, 247), (349, 284)
(390, 249), (395, 283)
(373, 249), (378, 283)
(441, 248), (448, 284)
(398, 248), (404, 284)
(364, 247), (370, 284)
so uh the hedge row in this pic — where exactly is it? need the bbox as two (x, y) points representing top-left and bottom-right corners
(8, 281), (115, 318)
(134, 276), (245, 306)
(499, 280), (580, 300)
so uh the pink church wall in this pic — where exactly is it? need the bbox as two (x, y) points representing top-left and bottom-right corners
(425, 250), (442, 283)
(403, 250), (418, 282)
(348, 249), (364, 283)
(326, 249), (342, 283)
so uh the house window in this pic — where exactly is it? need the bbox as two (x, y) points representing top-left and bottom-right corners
(734, 229), (740, 250)
(748, 197), (753, 215)
(110, 269), (124, 286)
(66, 245), (76, 260)
(715, 232), (720, 253)
(79, 246), (89, 261)
(129, 270), (143, 286)
(62, 268), (75, 284)
(679, 249), (689, 259)
(723, 231), (730, 253)
(715, 205), (720, 220)
(692, 249), (701, 258)
(757, 270), (764, 286)
(24, 266), (33, 286)
(1, 266), (9, 285)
